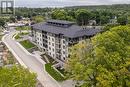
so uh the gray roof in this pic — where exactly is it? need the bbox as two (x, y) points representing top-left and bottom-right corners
(32, 20), (101, 38)
(47, 20), (75, 25)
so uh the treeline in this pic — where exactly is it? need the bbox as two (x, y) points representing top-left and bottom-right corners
(67, 4), (130, 15)
(0, 4), (130, 27)
(14, 4), (130, 26)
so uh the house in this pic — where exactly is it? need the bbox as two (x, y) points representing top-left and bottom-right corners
(31, 20), (101, 67)
(109, 16), (118, 24)
(88, 20), (97, 26)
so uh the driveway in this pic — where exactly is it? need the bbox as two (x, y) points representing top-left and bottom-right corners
(2, 28), (60, 87)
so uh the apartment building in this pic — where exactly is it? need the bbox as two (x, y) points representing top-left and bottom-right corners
(31, 20), (101, 66)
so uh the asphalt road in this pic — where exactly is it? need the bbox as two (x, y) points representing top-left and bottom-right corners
(2, 28), (60, 87)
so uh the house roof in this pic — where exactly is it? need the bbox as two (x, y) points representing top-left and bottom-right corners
(47, 20), (75, 25)
(32, 20), (101, 38)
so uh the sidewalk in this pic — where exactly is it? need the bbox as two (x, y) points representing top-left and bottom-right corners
(2, 31), (61, 87)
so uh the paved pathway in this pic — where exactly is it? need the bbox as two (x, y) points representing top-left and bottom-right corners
(2, 29), (60, 87)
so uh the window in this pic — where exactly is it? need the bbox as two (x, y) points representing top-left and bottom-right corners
(52, 48), (54, 52)
(49, 47), (51, 50)
(41, 43), (42, 46)
(53, 54), (55, 57)
(52, 38), (54, 41)
(63, 57), (66, 60)
(48, 37), (50, 40)
(52, 43), (54, 46)
(49, 42), (51, 45)
(63, 40), (65, 44)
(63, 51), (65, 54)
(63, 45), (65, 49)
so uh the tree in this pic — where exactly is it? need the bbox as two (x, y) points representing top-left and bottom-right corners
(0, 66), (37, 87)
(100, 16), (110, 25)
(117, 16), (128, 25)
(0, 18), (5, 27)
(103, 23), (119, 32)
(66, 25), (130, 87)
(32, 15), (44, 23)
(16, 15), (22, 21)
(76, 9), (91, 26)
(51, 10), (74, 21)
(9, 16), (16, 23)
(51, 10), (67, 20)
(128, 16), (130, 24)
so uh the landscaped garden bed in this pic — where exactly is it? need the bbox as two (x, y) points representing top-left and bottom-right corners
(16, 26), (31, 31)
(20, 32), (29, 35)
(41, 54), (58, 64)
(14, 32), (29, 40)
(56, 67), (66, 76)
(20, 40), (35, 49)
(45, 63), (65, 81)
(15, 34), (21, 39)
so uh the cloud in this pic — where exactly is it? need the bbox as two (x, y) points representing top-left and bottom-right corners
(15, 0), (130, 7)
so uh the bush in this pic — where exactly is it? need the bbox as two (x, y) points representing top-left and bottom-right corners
(45, 63), (64, 81)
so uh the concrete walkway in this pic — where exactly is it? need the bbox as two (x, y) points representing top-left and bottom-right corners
(2, 30), (61, 87)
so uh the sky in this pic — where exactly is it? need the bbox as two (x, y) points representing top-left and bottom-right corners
(15, 0), (130, 8)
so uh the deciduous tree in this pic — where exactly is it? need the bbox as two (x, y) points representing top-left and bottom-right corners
(66, 25), (130, 87)
(0, 66), (37, 87)
(76, 9), (91, 26)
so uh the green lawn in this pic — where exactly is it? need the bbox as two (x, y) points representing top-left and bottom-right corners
(20, 32), (29, 35)
(0, 35), (3, 40)
(20, 40), (35, 49)
(16, 26), (31, 31)
(15, 34), (21, 39)
(45, 63), (64, 81)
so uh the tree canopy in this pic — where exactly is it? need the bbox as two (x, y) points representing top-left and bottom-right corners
(66, 25), (130, 87)
(117, 16), (128, 25)
(0, 18), (5, 27)
(75, 9), (91, 26)
(0, 66), (37, 87)
(51, 10), (74, 21)
(32, 15), (44, 23)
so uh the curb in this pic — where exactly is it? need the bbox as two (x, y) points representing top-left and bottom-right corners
(11, 31), (61, 87)
(16, 42), (46, 65)
(17, 41), (61, 87)
(12, 32), (46, 65)
(44, 64), (61, 87)
(2, 33), (27, 68)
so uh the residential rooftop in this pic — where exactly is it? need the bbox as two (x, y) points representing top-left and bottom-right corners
(32, 20), (101, 38)
(47, 20), (75, 25)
